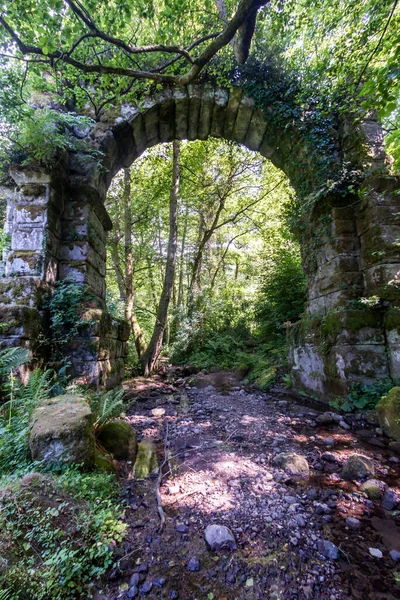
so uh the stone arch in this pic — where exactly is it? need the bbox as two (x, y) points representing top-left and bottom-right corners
(1, 82), (400, 396)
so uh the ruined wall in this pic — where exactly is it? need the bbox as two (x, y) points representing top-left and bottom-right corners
(0, 84), (399, 394)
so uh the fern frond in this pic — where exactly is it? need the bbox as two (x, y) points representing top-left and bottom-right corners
(0, 588), (11, 600)
(91, 388), (126, 432)
(0, 346), (29, 377)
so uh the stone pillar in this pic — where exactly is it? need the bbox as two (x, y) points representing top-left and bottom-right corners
(0, 165), (61, 354)
(58, 190), (129, 388)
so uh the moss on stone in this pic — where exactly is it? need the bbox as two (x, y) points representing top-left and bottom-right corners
(97, 420), (137, 460)
(385, 308), (400, 334)
(376, 386), (400, 441)
(134, 440), (158, 479)
(95, 450), (117, 473)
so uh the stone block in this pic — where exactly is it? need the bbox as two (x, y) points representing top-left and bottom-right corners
(210, 88), (229, 138)
(0, 306), (43, 338)
(158, 88), (175, 142)
(187, 84), (202, 140)
(364, 263), (400, 302)
(245, 108), (268, 152)
(360, 225), (400, 267)
(291, 343), (326, 396)
(14, 205), (47, 227)
(143, 99), (160, 147)
(5, 250), (44, 276)
(11, 227), (45, 252)
(113, 122), (138, 167)
(173, 86), (189, 140)
(30, 394), (95, 467)
(233, 96), (255, 144)
(224, 87), (243, 139)
(0, 277), (50, 308)
(131, 112), (147, 157)
(198, 84), (214, 140)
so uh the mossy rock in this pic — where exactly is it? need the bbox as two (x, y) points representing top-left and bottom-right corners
(95, 450), (117, 473)
(134, 440), (158, 479)
(29, 394), (95, 468)
(272, 452), (310, 478)
(97, 420), (137, 461)
(341, 454), (375, 481)
(361, 479), (387, 500)
(376, 387), (400, 441)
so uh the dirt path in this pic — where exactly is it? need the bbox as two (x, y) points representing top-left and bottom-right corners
(100, 371), (400, 600)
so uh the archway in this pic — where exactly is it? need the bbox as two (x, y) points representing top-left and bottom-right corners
(1, 82), (399, 397)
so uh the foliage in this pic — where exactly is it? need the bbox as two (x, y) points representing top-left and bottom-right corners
(330, 379), (395, 413)
(44, 278), (93, 360)
(255, 246), (307, 339)
(0, 468), (126, 599)
(89, 387), (127, 433)
(0, 346), (29, 391)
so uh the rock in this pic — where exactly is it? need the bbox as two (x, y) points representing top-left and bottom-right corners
(95, 449), (116, 473)
(187, 556), (201, 571)
(139, 581), (153, 594)
(29, 394), (95, 468)
(390, 550), (400, 562)
(128, 585), (138, 598)
(204, 524), (236, 550)
(133, 440), (158, 479)
(361, 479), (386, 500)
(339, 420), (350, 430)
(130, 573), (140, 586)
(151, 408), (166, 417)
(153, 576), (166, 588)
(324, 437), (336, 447)
(168, 591), (179, 599)
(321, 452), (336, 463)
(369, 548), (383, 558)
(316, 413), (334, 424)
(176, 523), (188, 533)
(346, 517), (361, 530)
(376, 387), (400, 441)
(272, 452), (310, 478)
(97, 420), (137, 461)
(317, 539), (339, 560)
(341, 454), (375, 481)
(382, 489), (398, 510)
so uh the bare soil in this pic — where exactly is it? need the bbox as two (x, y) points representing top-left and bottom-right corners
(99, 371), (400, 600)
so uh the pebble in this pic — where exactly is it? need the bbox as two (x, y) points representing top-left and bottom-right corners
(390, 550), (400, 562)
(339, 420), (350, 430)
(382, 489), (398, 510)
(317, 539), (339, 560)
(346, 517), (361, 530)
(139, 580), (153, 594)
(129, 573), (140, 587)
(176, 523), (188, 533)
(128, 586), (138, 599)
(369, 548), (383, 559)
(187, 556), (201, 571)
(168, 591), (179, 599)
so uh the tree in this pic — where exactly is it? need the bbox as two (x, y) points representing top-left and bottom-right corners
(140, 140), (180, 375)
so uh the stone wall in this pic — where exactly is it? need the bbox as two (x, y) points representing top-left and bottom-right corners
(0, 83), (399, 395)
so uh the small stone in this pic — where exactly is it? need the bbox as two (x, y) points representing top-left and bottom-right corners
(316, 413), (334, 425)
(245, 578), (254, 587)
(346, 517), (361, 530)
(317, 539), (339, 560)
(151, 408), (166, 417)
(204, 524), (236, 550)
(128, 585), (138, 599)
(168, 591), (179, 599)
(176, 523), (188, 533)
(369, 548), (383, 558)
(339, 420), (350, 430)
(390, 550), (400, 562)
(153, 576), (166, 588)
(324, 437), (336, 447)
(129, 573), (140, 587)
(382, 489), (398, 510)
(137, 564), (148, 574)
(140, 581), (153, 594)
(187, 557), (201, 571)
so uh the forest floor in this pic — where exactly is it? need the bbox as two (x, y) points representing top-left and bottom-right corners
(99, 370), (400, 600)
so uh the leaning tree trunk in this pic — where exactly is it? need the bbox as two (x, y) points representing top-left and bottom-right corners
(123, 168), (147, 358)
(140, 141), (180, 376)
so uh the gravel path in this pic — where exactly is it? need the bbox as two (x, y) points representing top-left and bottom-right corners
(101, 371), (400, 600)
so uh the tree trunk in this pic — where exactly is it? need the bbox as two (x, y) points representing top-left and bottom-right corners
(123, 168), (147, 358)
(140, 141), (180, 376)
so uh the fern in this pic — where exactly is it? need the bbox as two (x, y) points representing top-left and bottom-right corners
(0, 346), (29, 378)
(90, 388), (126, 433)
(0, 589), (11, 600)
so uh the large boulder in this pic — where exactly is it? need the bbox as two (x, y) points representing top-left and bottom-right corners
(97, 420), (137, 460)
(341, 454), (375, 481)
(376, 387), (400, 441)
(29, 394), (95, 468)
(272, 452), (310, 478)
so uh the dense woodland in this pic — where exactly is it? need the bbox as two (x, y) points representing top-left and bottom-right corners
(0, 1), (400, 599)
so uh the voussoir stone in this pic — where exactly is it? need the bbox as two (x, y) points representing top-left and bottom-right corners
(272, 452), (310, 478)
(204, 524), (236, 550)
(29, 394), (95, 468)
(341, 454), (375, 481)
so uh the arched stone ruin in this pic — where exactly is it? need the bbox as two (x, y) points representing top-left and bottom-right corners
(1, 82), (399, 397)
